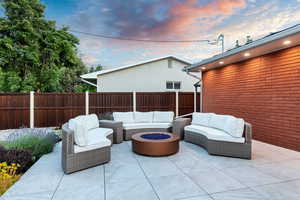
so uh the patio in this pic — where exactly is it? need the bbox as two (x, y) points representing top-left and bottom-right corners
(2, 140), (300, 200)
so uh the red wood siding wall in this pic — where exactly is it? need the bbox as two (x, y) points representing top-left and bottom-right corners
(202, 45), (300, 151)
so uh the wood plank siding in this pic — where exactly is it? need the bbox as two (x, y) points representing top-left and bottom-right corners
(203, 45), (300, 151)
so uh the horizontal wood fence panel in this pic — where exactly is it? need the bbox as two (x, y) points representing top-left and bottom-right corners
(0, 92), (199, 129)
(35, 93), (85, 127)
(136, 92), (176, 113)
(89, 92), (133, 114)
(178, 92), (201, 116)
(0, 94), (30, 129)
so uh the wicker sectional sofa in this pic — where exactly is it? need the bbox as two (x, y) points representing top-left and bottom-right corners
(99, 111), (189, 141)
(184, 113), (252, 159)
(62, 114), (113, 174)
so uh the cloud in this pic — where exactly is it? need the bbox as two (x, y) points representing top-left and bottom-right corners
(65, 0), (300, 67)
(81, 55), (100, 64)
(212, 3), (300, 50)
(71, 0), (246, 40)
(146, 0), (246, 39)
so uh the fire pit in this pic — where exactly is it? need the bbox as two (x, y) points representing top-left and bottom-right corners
(132, 132), (180, 156)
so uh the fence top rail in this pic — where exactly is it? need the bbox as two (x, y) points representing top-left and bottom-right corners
(0, 93), (30, 95)
(89, 92), (133, 95)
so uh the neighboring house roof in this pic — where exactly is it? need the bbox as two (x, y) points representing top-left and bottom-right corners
(185, 24), (300, 72)
(81, 55), (191, 79)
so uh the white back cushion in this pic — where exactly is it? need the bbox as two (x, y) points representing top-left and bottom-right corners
(113, 112), (134, 123)
(191, 112), (213, 127)
(69, 118), (88, 146)
(223, 116), (245, 138)
(85, 114), (99, 130)
(153, 111), (174, 123)
(209, 114), (229, 130)
(134, 112), (153, 123)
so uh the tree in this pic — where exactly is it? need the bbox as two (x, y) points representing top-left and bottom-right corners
(77, 64), (103, 92)
(0, 0), (88, 92)
(89, 64), (103, 73)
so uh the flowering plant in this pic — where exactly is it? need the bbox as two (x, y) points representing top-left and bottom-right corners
(0, 162), (21, 195)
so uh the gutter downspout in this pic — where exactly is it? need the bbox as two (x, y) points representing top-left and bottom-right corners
(184, 69), (203, 112)
(80, 78), (98, 90)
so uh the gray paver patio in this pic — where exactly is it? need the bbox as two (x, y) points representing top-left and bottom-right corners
(2, 140), (300, 200)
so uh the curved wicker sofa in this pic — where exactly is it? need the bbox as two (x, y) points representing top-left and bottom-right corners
(183, 113), (252, 159)
(62, 121), (113, 174)
(111, 111), (175, 141)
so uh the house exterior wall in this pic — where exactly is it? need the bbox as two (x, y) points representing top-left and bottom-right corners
(202, 45), (300, 151)
(97, 59), (198, 92)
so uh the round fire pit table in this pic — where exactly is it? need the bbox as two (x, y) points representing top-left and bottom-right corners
(132, 132), (180, 156)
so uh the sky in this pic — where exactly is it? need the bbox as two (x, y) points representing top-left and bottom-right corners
(4, 0), (300, 68)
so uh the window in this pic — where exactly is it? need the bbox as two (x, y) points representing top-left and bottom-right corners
(166, 81), (181, 90)
(166, 81), (173, 89)
(168, 59), (172, 68)
(174, 81), (181, 89)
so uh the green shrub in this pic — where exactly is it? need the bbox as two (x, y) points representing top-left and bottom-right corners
(1, 135), (55, 162)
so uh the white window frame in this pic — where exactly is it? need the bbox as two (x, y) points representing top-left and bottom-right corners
(166, 81), (174, 90)
(174, 81), (181, 90)
(166, 81), (181, 90)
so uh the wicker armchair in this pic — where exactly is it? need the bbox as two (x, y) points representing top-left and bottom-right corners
(62, 123), (112, 174)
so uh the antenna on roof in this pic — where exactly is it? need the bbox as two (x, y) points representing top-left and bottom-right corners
(208, 34), (225, 54)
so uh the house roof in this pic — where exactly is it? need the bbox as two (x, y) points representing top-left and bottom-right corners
(185, 24), (300, 72)
(81, 55), (191, 79)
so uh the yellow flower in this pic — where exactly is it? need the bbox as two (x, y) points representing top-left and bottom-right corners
(0, 162), (22, 195)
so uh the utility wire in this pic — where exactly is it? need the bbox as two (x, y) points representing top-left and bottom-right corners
(69, 29), (211, 43)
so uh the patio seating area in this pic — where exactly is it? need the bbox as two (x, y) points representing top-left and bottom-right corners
(2, 139), (300, 200)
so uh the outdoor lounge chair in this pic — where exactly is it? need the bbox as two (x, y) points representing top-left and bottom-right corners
(183, 113), (252, 159)
(61, 114), (113, 174)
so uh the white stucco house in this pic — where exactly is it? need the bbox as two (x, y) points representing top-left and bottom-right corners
(80, 56), (200, 92)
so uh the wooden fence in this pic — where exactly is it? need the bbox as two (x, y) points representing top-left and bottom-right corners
(0, 92), (200, 130)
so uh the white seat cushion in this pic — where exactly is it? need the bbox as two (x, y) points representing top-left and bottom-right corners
(191, 112), (213, 127)
(113, 112), (134, 123)
(74, 128), (112, 153)
(87, 127), (113, 139)
(134, 112), (153, 123)
(153, 111), (174, 123)
(123, 123), (172, 130)
(184, 125), (245, 143)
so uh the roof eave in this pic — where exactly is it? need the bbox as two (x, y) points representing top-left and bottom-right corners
(185, 24), (300, 72)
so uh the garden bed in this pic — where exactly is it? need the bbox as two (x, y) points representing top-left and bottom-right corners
(0, 128), (61, 195)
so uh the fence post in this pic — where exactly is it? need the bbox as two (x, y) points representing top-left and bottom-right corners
(30, 91), (34, 128)
(194, 91), (197, 112)
(85, 91), (89, 115)
(175, 91), (179, 117)
(133, 91), (136, 112)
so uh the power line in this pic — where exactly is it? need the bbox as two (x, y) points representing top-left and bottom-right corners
(69, 29), (210, 43)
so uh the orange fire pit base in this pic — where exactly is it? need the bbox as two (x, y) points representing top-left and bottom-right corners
(132, 132), (180, 156)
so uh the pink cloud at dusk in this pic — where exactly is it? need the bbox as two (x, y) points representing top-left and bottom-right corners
(44, 0), (300, 67)
(151, 0), (246, 38)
